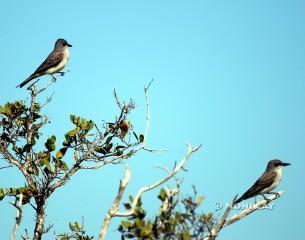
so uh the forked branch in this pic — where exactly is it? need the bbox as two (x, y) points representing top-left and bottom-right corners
(98, 143), (201, 240)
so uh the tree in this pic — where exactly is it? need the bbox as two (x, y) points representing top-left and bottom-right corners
(0, 76), (284, 240)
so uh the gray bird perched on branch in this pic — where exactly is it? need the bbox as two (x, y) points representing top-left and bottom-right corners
(17, 38), (72, 88)
(234, 159), (290, 204)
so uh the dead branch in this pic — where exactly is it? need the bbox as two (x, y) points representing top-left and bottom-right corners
(10, 194), (24, 240)
(115, 144), (201, 217)
(224, 191), (284, 227)
(79, 80), (154, 170)
(203, 191), (284, 240)
(98, 166), (131, 240)
(98, 144), (201, 240)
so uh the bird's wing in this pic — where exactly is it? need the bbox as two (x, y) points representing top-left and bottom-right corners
(240, 171), (277, 200)
(32, 51), (64, 75)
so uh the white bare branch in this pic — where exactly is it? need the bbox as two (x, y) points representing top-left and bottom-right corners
(115, 144), (201, 217)
(224, 191), (284, 227)
(10, 194), (24, 240)
(98, 166), (131, 240)
(203, 191), (284, 240)
(98, 143), (201, 240)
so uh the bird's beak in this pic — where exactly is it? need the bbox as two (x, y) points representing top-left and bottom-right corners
(67, 43), (72, 47)
(281, 162), (291, 166)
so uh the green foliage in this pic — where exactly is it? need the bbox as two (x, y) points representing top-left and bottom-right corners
(70, 115), (94, 132)
(45, 135), (56, 152)
(118, 188), (215, 240)
(139, 134), (145, 143)
(56, 220), (94, 240)
(0, 87), (151, 240)
(0, 186), (36, 204)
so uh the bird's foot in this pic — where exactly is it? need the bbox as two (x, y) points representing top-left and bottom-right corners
(58, 71), (65, 76)
(269, 192), (280, 198)
(261, 194), (270, 202)
(51, 75), (57, 81)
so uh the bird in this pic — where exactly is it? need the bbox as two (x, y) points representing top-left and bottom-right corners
(234, 159), (290, 204)
(17, 38), (72, 88)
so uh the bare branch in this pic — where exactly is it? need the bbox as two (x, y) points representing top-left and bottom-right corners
(113, 89), (123, 110)
(203, 191), (284, 240)
(0, 148), (35, 188)
(79, 81), (154, 170)
(224, 191), (284, 227)
(98, 166), (131, 240)
(143, 147), (168, 153)
(0, 164), (13, 170)
(10, 194), (24, 240)
(115, 144), (201, 217)
(203, 195), (237, 240)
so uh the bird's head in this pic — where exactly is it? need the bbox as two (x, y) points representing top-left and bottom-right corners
(267, 159), (291, 170)
(54, 38), (72, 49)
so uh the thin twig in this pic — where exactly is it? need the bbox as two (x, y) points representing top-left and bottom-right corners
(79, 81), (154, 170)
(0, 164), (13, 170)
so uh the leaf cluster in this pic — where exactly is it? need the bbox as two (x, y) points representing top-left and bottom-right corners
(56, 220), (94, 240)
(118, 188), (215, 240)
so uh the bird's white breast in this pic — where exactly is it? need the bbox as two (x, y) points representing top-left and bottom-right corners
(261, 166), (283, 194)
(46, 47), (70, 74)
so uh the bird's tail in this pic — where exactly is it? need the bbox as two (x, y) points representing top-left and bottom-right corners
(16, 74), (37, 88)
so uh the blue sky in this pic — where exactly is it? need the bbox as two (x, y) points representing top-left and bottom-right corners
(1, 0), (304, 239)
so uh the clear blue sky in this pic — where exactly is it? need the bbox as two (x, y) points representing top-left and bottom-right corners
(1, 0), (304, 239)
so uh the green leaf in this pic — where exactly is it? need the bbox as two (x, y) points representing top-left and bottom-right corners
(59, 160), (69, 171)
(70, 114), (80, 125)
(38, 151), (51, 166)
(13, 145), (22, 154)
(66, 128), (79, 137)
(115, 145), (125, 150)
(56, 147), (68, 159)
(158, 188), (167, 202)
(23, 144), (32, 153)
(80, 119), (88, 130)
(123, 233), (134, 238)
(0, 105), (5, 114)
(74, 151), (79, 161)
(87, 120), (94, 131)
(44, 165), (53, 175)
(139, 134), (144, 143)
(32, 102), (40, 112)
(182, 231), (191, 240)
(204, 213), (213, 222)
(141, 223), (153, 237)
(121, 220), (132, 228)
(95, 143), (113, 154)
(116, 150), (123, 156)
(69, 222), (74, 231)
(134, 218), (145, 228)
(123, 203), (131, 210)
(134, 207), (146, 219)
(45, 135), (56, 152)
